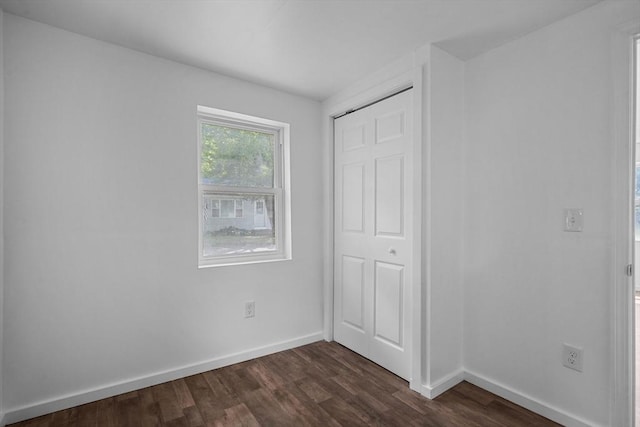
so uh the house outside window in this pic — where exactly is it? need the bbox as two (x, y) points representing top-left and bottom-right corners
(197, 106), (291, 267)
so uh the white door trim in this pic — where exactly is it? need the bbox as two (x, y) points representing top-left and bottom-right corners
(322, 62), (424, 392)
(612, 19), (639, 427)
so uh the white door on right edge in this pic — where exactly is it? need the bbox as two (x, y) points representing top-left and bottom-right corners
(333, 89), (413, 380)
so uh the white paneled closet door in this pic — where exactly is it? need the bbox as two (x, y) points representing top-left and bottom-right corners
(334, 89), (413, 380)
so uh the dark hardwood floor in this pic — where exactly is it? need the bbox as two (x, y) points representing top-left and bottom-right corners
(9, 341), (559, 426)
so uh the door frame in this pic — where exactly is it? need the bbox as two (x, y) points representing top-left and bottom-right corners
(321, 56), (425, 392)
(612, 20), (639, 427)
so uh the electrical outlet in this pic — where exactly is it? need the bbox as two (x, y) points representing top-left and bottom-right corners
(562, 344), (583, 372)
(244, 301), (255, 318)
(563, 208), (584, 232)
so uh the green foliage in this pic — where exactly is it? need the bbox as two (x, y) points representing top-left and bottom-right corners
(201, 123), (274, 187)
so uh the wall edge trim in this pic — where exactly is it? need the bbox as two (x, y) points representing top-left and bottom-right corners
(3, 332), (324, 424)
(415, 370), (464, 399)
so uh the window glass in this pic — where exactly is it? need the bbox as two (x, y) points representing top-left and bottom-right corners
(202, 194), (276, 258)
(200, 123), (274, 188)
(220, 200), (235, 218)
(211, 200), (220, 218)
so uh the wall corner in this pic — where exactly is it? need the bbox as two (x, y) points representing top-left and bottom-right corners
(0, 7), (5, 424)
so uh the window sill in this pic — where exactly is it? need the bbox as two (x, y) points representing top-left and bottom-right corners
(198, 255), (292, 269)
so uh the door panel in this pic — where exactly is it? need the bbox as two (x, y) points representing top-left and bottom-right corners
(375, 155), (404, 236)
(342, 163), (365, 232)
(374, 261), (404, 347)
(375, 111), (405, 144)
(342, 255), (365, 330)
(334, 89), (413, 380)
(342, 123), (366, 151)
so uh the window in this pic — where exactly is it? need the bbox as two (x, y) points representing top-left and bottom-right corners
(204, 198), (244, 219)
(211, 200), (220, 218)
(197, 106), (291, 267)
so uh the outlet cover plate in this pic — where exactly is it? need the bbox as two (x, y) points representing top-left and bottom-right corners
(564, 208), (583, 232)
(562, 343), (583, 372)
(244, 301), (255, 318)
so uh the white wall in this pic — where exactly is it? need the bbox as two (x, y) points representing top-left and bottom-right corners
(633, 143), (640, 290)
(0, 7), (4, 424)
(463, 2), (639, 425)
(2, 13), (323, 417)
(424, 46), (464, 389)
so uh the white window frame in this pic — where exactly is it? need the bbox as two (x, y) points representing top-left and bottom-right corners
(197, 105), (291, 268)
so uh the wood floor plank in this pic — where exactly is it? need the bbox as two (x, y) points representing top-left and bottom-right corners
(268, 351), (308, 383)
(451, 380), (495, 406)
(114, 393), (142, 427)
(95, 397), (117, 427)
(184, 374), (228, 422)
(273, 381), (341, 427)
(330, 369), (364, 396)
(353, 389), (391, 413)
(242, 387), (298, 427)
(215, 364), (261, 397)
(308, 370), (359, 402)
(246, 360), (285, 392)
(485, 398), (557, 427)
(318, 397), (375, 427)
(162, 416), (190, 427)
(201, 370), (234, 399)
(68, 401), (99, 426)
(8, 341), (561, 427)
(137, 387), (163, 427)
(295, 379), (333, 404)
(115, 391), (138, 402)
(260, 353), (303, 385)
(16, 415), (52, 427)
(392, 387), (431, 415)
(292, 344), (336, 376)
(214, 403), (260, 427)
(151, 382), (184, 423)
(433, 390), (508, 427)
(49, 408), (71, 426)
(171, 379), (196, 409)
(182, 405), (205, 426)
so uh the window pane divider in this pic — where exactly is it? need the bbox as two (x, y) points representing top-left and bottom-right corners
(200, 185), (278, 195)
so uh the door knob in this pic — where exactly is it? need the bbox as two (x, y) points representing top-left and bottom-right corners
(388, 247), (396, 255)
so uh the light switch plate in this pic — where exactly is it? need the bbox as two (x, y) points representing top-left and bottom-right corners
(564, 208), (583, 232)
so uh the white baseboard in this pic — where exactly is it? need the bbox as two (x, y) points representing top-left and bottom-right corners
(463, 371), (600, 427)
(4, 345), (603, 427)
(4, 332), (324, 425)
(410, 369), (600, 427)
(413, 370), (465, 399)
